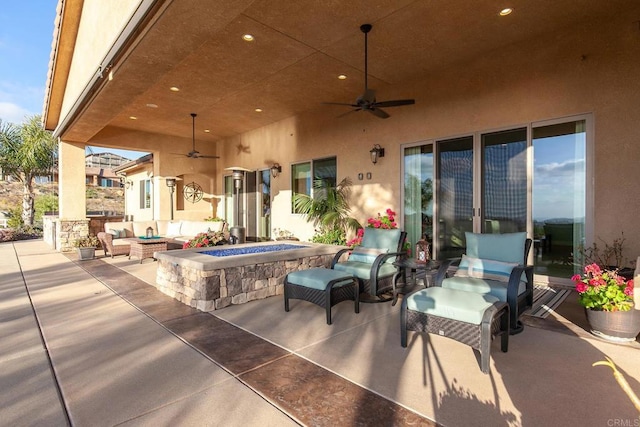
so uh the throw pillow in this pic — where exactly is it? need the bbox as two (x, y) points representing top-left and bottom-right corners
(453, 254), (517, 283)
(109, 229), (125, 238)
(348, 247), (388, 264)
(166, 221), (182, 237)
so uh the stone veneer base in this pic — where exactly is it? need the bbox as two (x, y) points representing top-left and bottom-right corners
(154, 242), (345, 311)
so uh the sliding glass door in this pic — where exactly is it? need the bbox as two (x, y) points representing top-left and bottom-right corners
(402, 116), (588, 280)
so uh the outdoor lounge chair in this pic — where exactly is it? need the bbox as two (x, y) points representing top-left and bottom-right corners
(331, 228), (407, 302)
(97, 231), (131, 258)
(432, 231), (534, 334)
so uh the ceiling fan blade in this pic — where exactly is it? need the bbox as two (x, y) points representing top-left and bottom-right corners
(337, 108), (361, 118)
(198, 155), (220, 159)
(373, 99), (415, 108)
(322, 102), (359, 107)
(368, 108), (390, 119)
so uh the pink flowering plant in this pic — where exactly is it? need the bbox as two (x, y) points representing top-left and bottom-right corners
(572, 263), (634, 312)
(183, 231), (227, 249)
(346, 208), (403, 248)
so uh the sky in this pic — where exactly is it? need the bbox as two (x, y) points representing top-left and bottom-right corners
(0, 1), (147, 160)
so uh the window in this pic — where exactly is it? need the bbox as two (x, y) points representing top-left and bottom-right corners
(291, 156), (336, 212)
(139, 179), (151, 209)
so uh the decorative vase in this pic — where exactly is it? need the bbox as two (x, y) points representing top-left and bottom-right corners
(77, 247), (96, 260)
(585, 308), (640, 343)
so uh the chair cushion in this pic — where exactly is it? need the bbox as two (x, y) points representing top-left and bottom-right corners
(361, 228), (402, 264)
(442, 276), (527, 301)
(334, 261), (397, 280)
(286, 268), (354, 291)
(406, 287), (500, 325)
(454, 255), (517, 283)
(465, 232), (526, 264)
(180, 221), (212, 237)
(348, 246), (388, 263)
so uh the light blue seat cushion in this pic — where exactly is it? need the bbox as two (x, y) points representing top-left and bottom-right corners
(406, 287), (500, 325)
(441, 276), (526, 301)
(333, 261), (397, 280)
(286, 268), (354, 291)
(465, 232), (526, 264)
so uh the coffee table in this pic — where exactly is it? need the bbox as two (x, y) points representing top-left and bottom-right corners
(392, 258), (440, 306)
(127, 237), (169, 263)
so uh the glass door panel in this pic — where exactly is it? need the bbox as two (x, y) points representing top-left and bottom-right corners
(403, 145), (434, 255)
(436, 136), (474, 259)
(245, 171), (257, 240)
(258, 169), (271, 241)
(481, 128), (527, 234)
(532, 120), (586, 277)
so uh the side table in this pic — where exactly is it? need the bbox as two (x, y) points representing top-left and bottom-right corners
(127, 237), (169, 263)
(392, 258), (439, 306)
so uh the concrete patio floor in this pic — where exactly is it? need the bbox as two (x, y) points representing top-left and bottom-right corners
(2, 239), (639, 426)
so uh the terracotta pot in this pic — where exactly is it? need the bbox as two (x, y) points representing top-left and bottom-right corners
(585, 308), (640, 343)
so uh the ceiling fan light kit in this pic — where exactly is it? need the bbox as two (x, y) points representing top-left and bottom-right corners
(324, 24), (415, 119)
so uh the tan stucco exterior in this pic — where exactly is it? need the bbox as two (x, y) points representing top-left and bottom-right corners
(44, 1), (640, 265)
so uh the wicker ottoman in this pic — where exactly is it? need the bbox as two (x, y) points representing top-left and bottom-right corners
(284, 268), (359, 325)
(401, 287), (510, 374)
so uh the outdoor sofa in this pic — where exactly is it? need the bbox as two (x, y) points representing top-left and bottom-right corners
(98, 219), (227, 257)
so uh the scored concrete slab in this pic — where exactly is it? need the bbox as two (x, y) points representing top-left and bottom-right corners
(10, 240), (298, 426)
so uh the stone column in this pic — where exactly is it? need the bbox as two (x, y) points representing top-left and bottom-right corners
(57, 141), (87, 251)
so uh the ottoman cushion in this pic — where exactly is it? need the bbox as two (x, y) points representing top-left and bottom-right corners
(406, 287), (499, 325)
(287, 268), (354, 290)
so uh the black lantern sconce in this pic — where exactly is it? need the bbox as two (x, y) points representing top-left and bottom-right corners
(369, 144), (385, 165)
(166, 177), (177, 220)
(270, 163), (282, 178)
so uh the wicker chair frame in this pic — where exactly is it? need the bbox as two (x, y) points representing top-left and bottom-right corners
(401, 293), (509, 374)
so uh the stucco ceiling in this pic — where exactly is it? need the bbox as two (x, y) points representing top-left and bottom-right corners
(58, 0), (636, 148)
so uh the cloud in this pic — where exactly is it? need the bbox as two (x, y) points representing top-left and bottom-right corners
(0, 101), (32, 124)
(0, 80), (44, 124)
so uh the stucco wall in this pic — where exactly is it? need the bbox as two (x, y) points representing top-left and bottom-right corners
(60, 0), (142, 121)
(210, 16), (640, 254)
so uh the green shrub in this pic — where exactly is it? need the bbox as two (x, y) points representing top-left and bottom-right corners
(7, 207), (22, 229)
(34, 194), (59, 222)
(311, 228), (346, 245)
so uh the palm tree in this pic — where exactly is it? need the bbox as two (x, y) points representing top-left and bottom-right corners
(0, 115), (57, 225)
(293, 177), (361, 243)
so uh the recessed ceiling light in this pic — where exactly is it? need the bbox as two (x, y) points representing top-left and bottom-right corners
(204, 129), (210, 133)
(338, 74), (347, 80)
(255, 108), (263, 113)
(129, 116), (137, 120)
(243, 34), (254, 42)
(499, 8), (513, 16)
(169, 86), (180, 92)
(146, 103), (158, 108)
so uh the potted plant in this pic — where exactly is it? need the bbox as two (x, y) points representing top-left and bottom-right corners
(572, 263), (640, 342)
(73, 234), (100, 260)
(182, 231), (228, 248)
(577, 232), (634, 279)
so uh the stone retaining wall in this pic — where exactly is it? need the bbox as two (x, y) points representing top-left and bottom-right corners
(155, 253), (335, 311)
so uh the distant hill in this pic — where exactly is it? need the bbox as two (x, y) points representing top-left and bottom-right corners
(0, 182), (124, 214)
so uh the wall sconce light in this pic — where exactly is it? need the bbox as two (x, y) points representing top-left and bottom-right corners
(369, 144), (385, 165)
(125, 180), (133, 190)
(270, 163), (282, 178)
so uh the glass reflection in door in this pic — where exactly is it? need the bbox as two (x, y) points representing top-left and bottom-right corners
(436, 136), (474, 259)
(481, 128), (527, 234)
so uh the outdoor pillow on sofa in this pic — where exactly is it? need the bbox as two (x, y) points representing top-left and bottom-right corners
(166, 221), (182, 237)
(179, 221), (211, 237)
